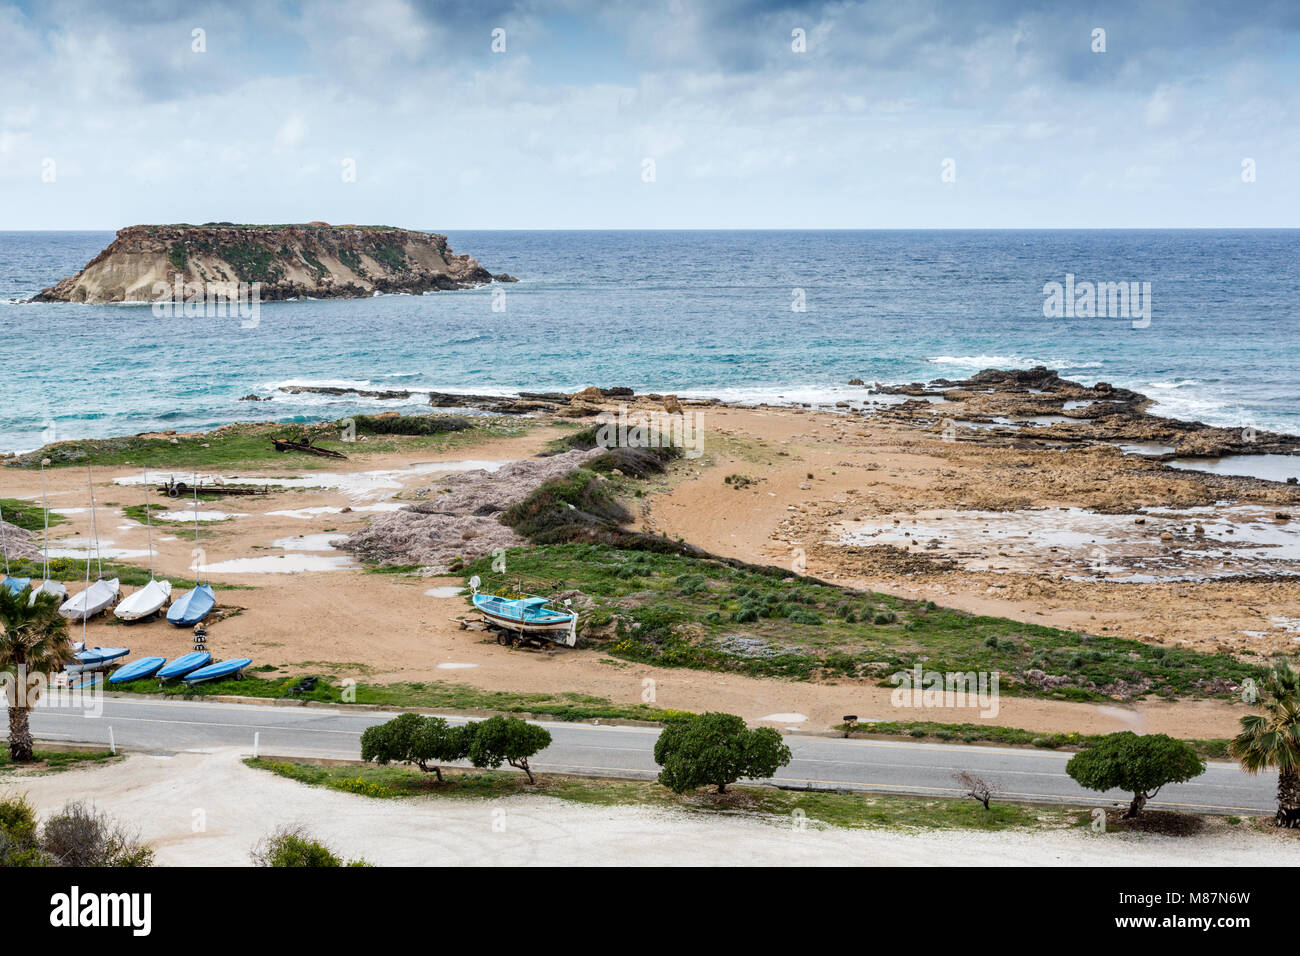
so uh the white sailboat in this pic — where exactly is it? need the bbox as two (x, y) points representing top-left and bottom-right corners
(30, 457), (67, 605)
(58, 466), (119, 620)
(115, 468), (171, 621)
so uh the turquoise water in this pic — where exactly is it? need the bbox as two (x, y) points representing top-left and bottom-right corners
(2, 229), (1298, 452)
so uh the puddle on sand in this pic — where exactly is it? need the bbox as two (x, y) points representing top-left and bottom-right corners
(155, 509), (248, 522)
(837, 504), (1300, 582)
(47, 538), (150, 560)
(202, 554), (356, 573)
(273, 534), (348, 551)
(202, 533), (354, 574)
(1168, 455), (1300, 483)
(425, 586), (464, 598)
(267, 503), (405, 519)
(114, 459), (511, 502)
(1119, 442), (1177, 456)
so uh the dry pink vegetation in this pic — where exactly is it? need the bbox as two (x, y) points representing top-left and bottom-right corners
(343, 447), (603, 571)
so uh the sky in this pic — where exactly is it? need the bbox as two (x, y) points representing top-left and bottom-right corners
(1, 0), (1299, 229)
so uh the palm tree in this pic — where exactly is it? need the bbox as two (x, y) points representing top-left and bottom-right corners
(1230, 660), (1300, 826)
(0, 586), (73, 762)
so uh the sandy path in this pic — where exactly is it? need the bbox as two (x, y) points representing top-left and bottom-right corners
(5, 750), (1296, 866)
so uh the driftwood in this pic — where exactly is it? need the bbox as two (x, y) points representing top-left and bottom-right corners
(272, 438), (348, 460)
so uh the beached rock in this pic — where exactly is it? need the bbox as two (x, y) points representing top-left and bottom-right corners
(31, 223), (510, 303)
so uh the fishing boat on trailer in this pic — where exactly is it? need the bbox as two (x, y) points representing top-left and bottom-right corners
(469, 576), (577, 646)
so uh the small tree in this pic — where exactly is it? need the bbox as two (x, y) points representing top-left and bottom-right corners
(1066, 731), (1205, 818)
(952, 770), (996, 809)
(0, 587), (74, 762)
(653, 712), (792, 794)
(1230, 660), (1300, 826)
(360, 713), (470, 782)
(466, 715), (552, 784)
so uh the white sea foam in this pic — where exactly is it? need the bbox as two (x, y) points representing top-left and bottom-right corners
(927, 354), (1103, 371)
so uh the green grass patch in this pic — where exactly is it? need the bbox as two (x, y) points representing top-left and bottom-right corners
(0, 498), (67, 532)
(5, 416), (533, 470)
(244, 758), (1077, 831)
(0, 556), (215, 590)
(106, 672), (680, 722)
(0, 749), (119, 774)
(840, 720), (1231, 759)
(463, 542), (1266, 701)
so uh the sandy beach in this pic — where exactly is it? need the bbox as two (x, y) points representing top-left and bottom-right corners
(4, 376), (1298, 741)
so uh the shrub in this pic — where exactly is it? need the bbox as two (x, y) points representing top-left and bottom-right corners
(251, 824), (368, 867)
(40, 801), (154, 867)
(653, 712), (793, 794)
(500, 469), (631, 543)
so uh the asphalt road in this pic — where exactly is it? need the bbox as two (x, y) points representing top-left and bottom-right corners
(16, 695), (1278, 814)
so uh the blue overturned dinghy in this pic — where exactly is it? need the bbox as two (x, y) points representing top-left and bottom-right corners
(168, 583), (215, 627)
(3, 576), (31, 596)
(108, 656), (167, 684)
(67, 646), (130, 674)
(69, 673), (103, 691)
(183, 658), (253, 685)
(156, 651), (211, 681)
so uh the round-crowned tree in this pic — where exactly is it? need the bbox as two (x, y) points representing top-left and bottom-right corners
(653, 712), (792, 794)
(466, 715), (552, 784)
(1066, 731), (1205, 818)
(360, 713), (470, 782)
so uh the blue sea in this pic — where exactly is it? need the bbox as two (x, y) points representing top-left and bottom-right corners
(2, 229), (1298, 453)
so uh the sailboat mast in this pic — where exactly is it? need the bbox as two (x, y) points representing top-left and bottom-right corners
(143, 469), (154, 580)
(40, 458), (51, 579)
(83, 465), (94, 638)
(192, 481), (203, 584)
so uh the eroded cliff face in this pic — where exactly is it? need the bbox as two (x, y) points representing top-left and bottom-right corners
(31, 223), (513, 303)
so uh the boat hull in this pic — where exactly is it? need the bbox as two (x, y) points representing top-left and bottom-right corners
(183, 658), (253, 684)
(59, 579), (120, 620)
(115, 580), (173, 621)
(156, 651), (212, 680)
(67, 647), (130, 674)
(30, 579), (68, 605)
(472, 594), (577, 646)
(167, 584), (215, 626)
(108, 656), (167, 683)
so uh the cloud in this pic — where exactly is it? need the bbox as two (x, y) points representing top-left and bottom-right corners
(1, 0), (1299, 228)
